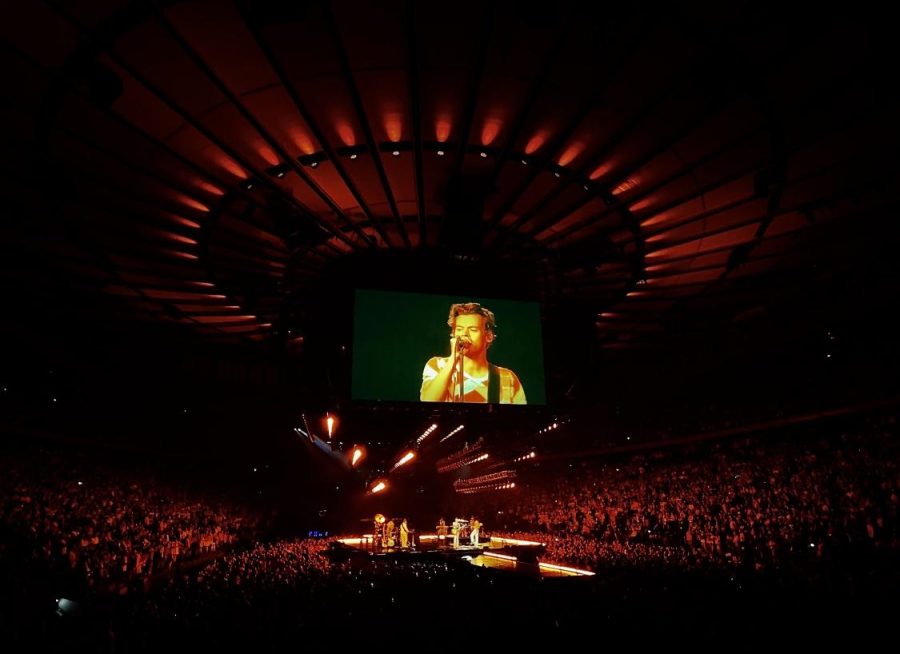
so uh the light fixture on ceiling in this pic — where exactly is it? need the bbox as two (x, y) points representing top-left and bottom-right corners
(298, 153), (327, 168)
(265, 163), (291, 179)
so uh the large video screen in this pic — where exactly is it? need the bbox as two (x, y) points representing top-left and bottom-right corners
(352, 289), (546, 405)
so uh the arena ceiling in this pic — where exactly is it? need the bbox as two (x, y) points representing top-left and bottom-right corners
(2, 0), (898, 353)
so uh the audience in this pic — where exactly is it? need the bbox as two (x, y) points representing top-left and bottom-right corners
(0, 413), (896, 646)
(487, 418), (898, 571)
(0, 452), (258, 595)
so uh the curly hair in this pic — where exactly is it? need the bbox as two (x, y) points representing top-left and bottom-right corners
(447, 302), (496, 335)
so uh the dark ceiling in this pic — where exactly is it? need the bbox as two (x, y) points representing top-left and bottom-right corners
(2, 0), (899, 360)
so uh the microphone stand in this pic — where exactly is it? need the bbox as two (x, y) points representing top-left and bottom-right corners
(457, 347), (465, 402)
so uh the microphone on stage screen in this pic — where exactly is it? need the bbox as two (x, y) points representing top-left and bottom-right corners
(457, 336), (472, 352)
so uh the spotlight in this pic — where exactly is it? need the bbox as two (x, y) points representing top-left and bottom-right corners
(298, 153), (326, 168)
(350, 446), (366, 467)
(393, 450), (416, 469)
(266, 163), (291, 179)
(338, 145), (366, 160)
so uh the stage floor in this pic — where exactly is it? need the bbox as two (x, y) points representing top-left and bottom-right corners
(330, 534), (595, 578)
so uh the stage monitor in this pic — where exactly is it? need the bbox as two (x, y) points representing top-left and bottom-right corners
(352, 289), (546, 405)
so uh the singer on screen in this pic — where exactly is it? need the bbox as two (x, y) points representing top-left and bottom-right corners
(419, 302), (526, 404)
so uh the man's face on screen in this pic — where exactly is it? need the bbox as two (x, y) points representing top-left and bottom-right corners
(452, 313), (493, 355)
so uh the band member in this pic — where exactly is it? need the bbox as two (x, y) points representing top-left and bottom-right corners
(373, 514), (385, 549)
(451, 519), (461, 548)
(470, 516), (482, 546)
(437, 517), (449, 545)
(385, 518), (396, 548)
(400, 518), (410, 549)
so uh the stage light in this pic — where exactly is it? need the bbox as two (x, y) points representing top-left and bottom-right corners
(350, 446), (365, 467)
(490, 536), (544, 547)
(299, 153), (326, 168)
(437, 150), (445, 156)
(483, 551), (517, 561)
(371, 480), (387, 493)
(265, 163), (291, 179)
(538, 562), (595, 576)
(393, 450), (416, 469)
(439, 424), (465, 443)
(324, 412), (338, 439)
(416, 423), (439, 445)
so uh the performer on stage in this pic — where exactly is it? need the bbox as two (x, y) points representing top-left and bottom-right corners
(400, 518), (410, 549)
(385, 518), (396, 548)
(451, 519), (461, 548)
(470, 516), (482, 546)
(373, 514), (385, 549)
(437, 517), (448, 545)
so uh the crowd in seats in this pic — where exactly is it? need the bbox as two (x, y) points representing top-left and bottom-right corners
(0, 452), (260, 593)
(196, 538), (333, 592)
(488, 418), (898, 572)
(0, 415), (897, 646)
